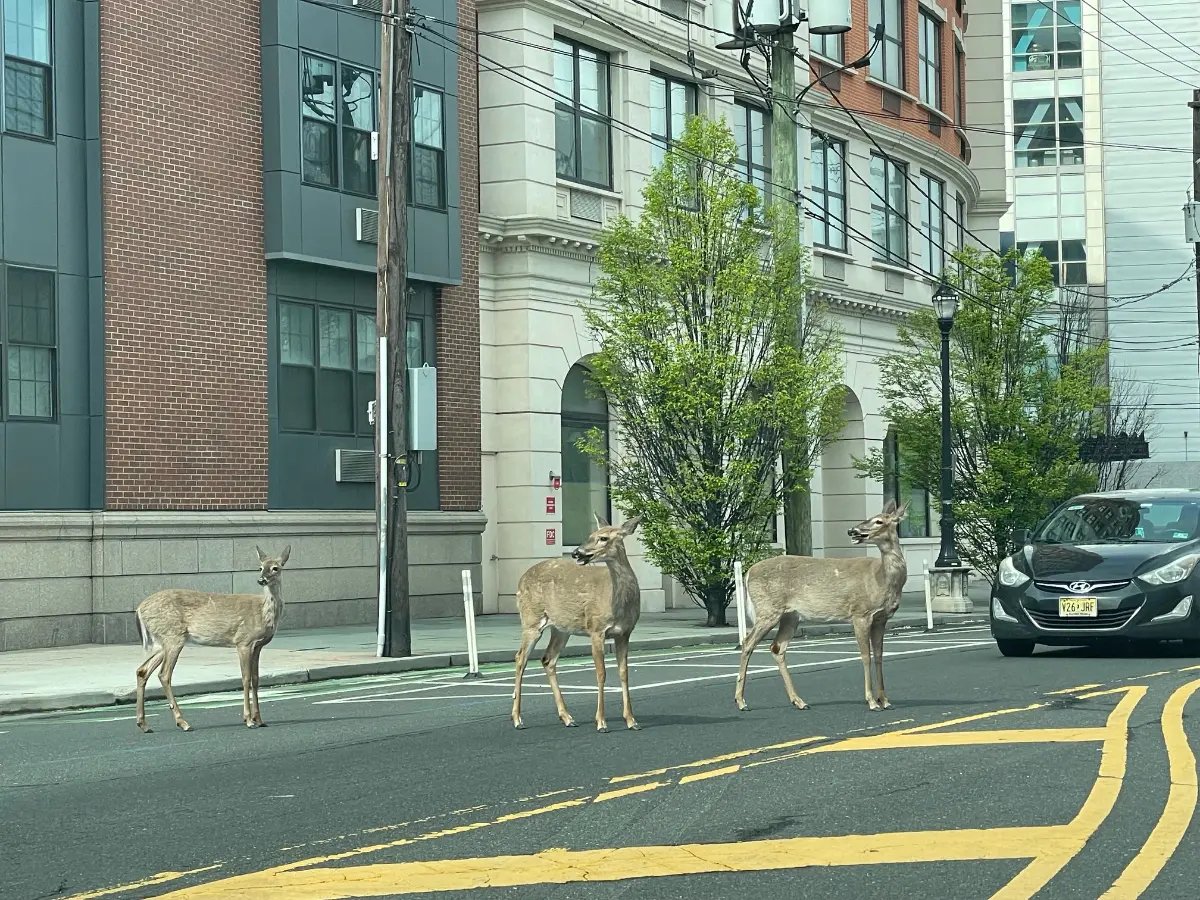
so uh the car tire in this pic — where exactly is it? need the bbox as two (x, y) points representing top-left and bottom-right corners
(997, 639), (1036, 658)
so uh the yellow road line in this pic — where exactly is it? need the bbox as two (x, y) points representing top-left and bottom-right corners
(593, 781), (668, 803)
(1047, 684), (1102, 695)
(61, 866), (223, 900)
(679, 765), (741, 784)
(802, 727), (1107, 755)
(991, 686), (1145, 899)
(1099, 679), (1200, 899)
(606, 735), (827, 783)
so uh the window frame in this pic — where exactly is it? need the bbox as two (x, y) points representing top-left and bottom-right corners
(3, 265), (57, 421)
(3, 0), (54, 140)
(953, 42), (965, 125)
(733, 99), (772, 201)
(883, 427), (932, 539)
(811, 134), (847, 252)
(1016, 238), (1087, 286)
(812, 31), (844, 64)
(920, 173), (946, 276)
(918, 10), (942, 110)
(870, 152), (909, 265)
(299, 52), (379, 197)
(560, 364), (612, 548)
(554, 36), (613, 190)
(869, 0), (905, 90)
(1013, 94), (1084, 169)
(411, 84), (447, 210)
(1011, 0), (1083, 72)
(649, 71), (698, 168)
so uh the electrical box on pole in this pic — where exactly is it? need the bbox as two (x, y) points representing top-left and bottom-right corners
(807, 0), (852, 34)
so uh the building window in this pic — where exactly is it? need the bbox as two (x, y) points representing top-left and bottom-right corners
(953, 43), (965, 124)
(554, 37), (611, 188)
(811, 135), (847, 252)
(1012, 1), (1082, 72)
(919, 174), (946, 275)
(955, 192), (966, 251)
(412, 86), (445, 209)
(812, 31), (844, 64)
(870, 153), (908, 265)
(883, 428), (931, 538)
(561, 364), (610, 547)
(1014, 96), (1083, 168)
(1017, 238), (1086, 286)
(732, 100), (771, 200)
(300, 54), (377, 195)
(3, 267), (55, 419)
(649, 73), (697, 170)
(918, 11), (942, 109)
(869, 0), (904, 89)
(4, 0), (52, 138)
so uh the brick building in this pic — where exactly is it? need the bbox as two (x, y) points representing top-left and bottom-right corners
(0, 0), (482, 650)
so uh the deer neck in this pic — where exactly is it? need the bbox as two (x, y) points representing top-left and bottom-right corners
(261, 582), (284, 630)
(874, 536), (908, 593)
(604, 544), (640, 609)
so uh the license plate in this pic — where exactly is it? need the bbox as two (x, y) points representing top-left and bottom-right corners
(1059, 597), (1098, 618)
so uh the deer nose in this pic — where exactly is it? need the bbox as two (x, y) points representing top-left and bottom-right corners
(847, 528), (856, 537)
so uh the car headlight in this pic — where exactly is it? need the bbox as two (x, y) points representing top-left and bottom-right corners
(998, 556), (1030, 587)
(1139, 555), (1200, 586)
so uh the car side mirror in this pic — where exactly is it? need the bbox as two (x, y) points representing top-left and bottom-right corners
(1013, 528), (1031, 547)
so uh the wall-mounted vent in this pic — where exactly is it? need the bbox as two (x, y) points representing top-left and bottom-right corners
(569, 189), (603, 223)
(352, 0), (384, 12)
(659, 0), (688, 17)
(885, 270), (905, 295)
(335, 449), (375, 483)
(881, 89), (901, 116)
(822, 255), (846, 281)
(356, 207), (379, 243)
(927, 112), (942, 137)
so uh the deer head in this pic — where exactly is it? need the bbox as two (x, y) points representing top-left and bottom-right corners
(847, 501), (908, 546)
(255, 545), (292, 586)
(571, 514), (643, 566)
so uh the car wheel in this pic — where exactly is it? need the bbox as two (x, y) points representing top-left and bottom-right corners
(997, 639), (1036, 658)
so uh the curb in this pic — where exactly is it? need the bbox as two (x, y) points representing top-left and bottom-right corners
(0, 614), (990, 717)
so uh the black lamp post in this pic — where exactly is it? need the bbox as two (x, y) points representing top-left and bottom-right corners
(932, 277), (961, 569)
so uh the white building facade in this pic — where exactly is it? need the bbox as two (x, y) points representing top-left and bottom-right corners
(476, 0), (1007, 614)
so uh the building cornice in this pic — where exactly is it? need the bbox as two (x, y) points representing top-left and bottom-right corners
(480, 215), (601, 259)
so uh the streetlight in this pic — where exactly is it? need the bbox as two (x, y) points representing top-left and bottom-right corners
(932, 277), (961, 569)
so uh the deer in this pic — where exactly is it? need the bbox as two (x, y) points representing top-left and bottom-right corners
(511, 514), (644, 732)
(735, 501), (909, 713)
(134, 545), (291, 733)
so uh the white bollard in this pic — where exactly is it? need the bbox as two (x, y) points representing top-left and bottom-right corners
(461, 569), (482, 678)
(733, 560), (747, 648)
(923, 556), (935, 632)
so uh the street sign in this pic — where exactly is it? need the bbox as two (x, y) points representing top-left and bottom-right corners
(546, 496), (556, 514)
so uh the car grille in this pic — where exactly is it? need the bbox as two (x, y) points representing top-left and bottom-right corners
(1034, 580), (1131, 594)
(1026, 606), (1139, 630)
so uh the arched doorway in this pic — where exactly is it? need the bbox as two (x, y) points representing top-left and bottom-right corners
(821, 388), (867, 557)
(561, 363), (611, 547)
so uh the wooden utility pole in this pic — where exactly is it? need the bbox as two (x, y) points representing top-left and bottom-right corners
(376, 0), (413, 657)
(1191, 89), (1200, 394)
(770, 30), (813, 557)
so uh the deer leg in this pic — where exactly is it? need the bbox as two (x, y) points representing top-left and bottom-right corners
(249, 642), (266, 727)
(511, 624), (542, 729)
(157, 641), (192, 732)
(135, 648), (164, 733)
(613, 633), (639, 730)
(735, 614), (780, 712)
(540, 627), (575, 727)
(852, 617), (879, 711)
(237, 643), (256, 727)
(770, 612), (808, 711)
(590, 632), (608, 733)
(869, 616), (891, 709)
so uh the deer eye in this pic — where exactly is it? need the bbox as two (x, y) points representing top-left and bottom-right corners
(598, 536), (609, 543)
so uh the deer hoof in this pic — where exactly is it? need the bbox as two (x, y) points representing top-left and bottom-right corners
(626, 720), (641, 731)
(879, 700), (893, 710)
(137, 722), (152, 734)
(177, 721), (193, 732)
(561, 717), (577, 727)
(792, 700), (810, 711)
(736, 699), (749, 712)
(513, 718), (526, 730)
(596, 722), (609, 733)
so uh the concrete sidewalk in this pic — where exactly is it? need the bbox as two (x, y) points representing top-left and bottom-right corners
(0, 593), (991, 716)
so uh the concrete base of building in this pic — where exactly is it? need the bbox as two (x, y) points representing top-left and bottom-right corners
(0, 509), (486, 651)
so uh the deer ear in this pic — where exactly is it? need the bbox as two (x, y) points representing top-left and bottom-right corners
(279, 545), (291, 566)
(256, 545), (267, 563)
(620, 515), (643, 535)
(594, 512), (610, 530)
(882, 499), (898, 515)
(894, 504), (908, 521)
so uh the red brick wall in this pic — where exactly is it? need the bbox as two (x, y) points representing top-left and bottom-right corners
(99, 2), (268, 510)
(436, 0), (482, 511)
(809, 0), (966, 160)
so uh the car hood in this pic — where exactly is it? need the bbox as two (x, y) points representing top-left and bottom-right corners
(1022, 541), (1199, 582)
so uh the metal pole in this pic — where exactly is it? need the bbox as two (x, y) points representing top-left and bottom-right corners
(461, 569), (481, 677)
(936, 320), (961, 568)
(1191, 89), (1200, 420)
(376, 335), (388, 657)
(772, 31), (812, 557)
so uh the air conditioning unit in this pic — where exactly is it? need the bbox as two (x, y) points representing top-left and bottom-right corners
(351, 0), (384, 13)
(335, 449), (376, 483)
(356, 207), (380, 243)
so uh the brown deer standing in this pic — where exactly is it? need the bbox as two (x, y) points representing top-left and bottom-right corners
(511, 514), (643, 732)
(735, 501), (908, 712)
(134, 545), (291, 733)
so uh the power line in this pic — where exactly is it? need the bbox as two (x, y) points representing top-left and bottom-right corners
(1074, 0), (1200, 81)
(1117, 0), (1200, 69)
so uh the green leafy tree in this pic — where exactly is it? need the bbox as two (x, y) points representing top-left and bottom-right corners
(858, 246), (1109, 581)
(580, 115), (845, 626)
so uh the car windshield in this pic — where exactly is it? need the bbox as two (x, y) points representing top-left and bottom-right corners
(1035, 498), (1200, 544)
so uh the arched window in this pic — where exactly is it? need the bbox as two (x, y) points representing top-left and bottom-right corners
(883, 427), (931, 538)
(561, 364), (610, 546)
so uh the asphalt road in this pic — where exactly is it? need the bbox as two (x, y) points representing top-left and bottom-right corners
(3, 624), (1200, 900)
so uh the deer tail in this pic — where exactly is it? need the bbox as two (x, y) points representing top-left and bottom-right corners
(135, 609), (152, 653)
(742, 573), (756, 626)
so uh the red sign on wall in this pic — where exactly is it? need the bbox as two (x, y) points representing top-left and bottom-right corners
(545, 528), (556, 546)
(550, 476), (562, 490)
(546, 496), (556, 514)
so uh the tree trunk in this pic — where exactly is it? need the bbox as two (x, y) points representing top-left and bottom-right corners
(702, 586), (729, 627)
